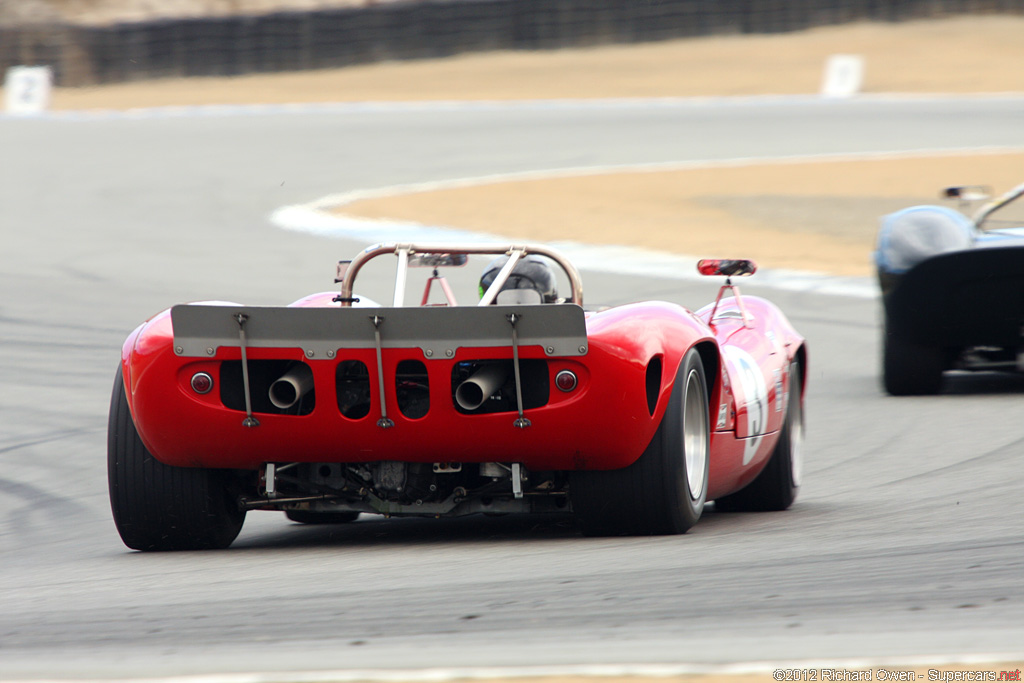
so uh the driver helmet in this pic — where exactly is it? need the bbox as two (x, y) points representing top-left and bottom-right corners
(479, 255), (559, 304)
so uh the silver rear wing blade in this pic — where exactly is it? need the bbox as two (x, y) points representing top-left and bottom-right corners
(171, 304), (588, 360)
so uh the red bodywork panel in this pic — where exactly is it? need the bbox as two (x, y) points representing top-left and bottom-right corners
(121, 293), (804, 503)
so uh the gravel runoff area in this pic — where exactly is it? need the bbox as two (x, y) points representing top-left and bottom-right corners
(15, 14), (1024, 276)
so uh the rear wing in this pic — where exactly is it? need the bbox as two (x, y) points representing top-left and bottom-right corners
(171, 304), (589, 360)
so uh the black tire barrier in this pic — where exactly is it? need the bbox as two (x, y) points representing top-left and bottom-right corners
(2, 0), (1022, 86)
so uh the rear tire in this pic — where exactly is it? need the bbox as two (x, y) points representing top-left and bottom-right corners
(285, 510), (360, 524)
(715, 360), (803, 512)
(108, 366), (246, 551)
(882, 327), (945, 396)
(572, 348), (709, 536)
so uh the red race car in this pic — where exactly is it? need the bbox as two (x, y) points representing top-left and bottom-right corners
(109, 242), (807, 550)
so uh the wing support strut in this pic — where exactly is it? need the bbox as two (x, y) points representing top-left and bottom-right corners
(371, 315), (394, 429)
(708, 277), (753, 329)
(235, 313), (260, 428)
(507, 313), (531, 429)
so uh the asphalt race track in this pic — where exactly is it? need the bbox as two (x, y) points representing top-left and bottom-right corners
(2, 96), (1024, 679)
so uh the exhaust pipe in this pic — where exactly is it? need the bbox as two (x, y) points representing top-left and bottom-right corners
(455, 364), (509, 411)
(269, 364), (314, 410)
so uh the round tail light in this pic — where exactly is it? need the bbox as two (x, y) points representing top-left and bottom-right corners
(190, 372), (214, 394)
(555, 370), (578, 392)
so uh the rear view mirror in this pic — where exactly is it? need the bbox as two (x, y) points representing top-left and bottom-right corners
(942, 185), (990, 202)
(335, 260), (351, 283)
(697, 259), (757, 277)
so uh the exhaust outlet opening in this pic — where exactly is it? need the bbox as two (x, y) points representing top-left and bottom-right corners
(220, 360), (316, 416)
(451, 359), (549, 415)
(455, 364), (509, 411)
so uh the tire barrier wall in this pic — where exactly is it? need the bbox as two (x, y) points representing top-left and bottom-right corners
(2, 0), (1022, 86)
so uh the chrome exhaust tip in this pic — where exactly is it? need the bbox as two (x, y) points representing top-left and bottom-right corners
(455, 364), (509, 411)
(269, 365), (314, 410)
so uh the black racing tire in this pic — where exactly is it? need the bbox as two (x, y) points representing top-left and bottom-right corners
(107, 366), (246, 551)
(715, 360), (803, 512)
(571, 348), (710, 536)
(285, 510), (360, 524)
(882, 327), (945, 396)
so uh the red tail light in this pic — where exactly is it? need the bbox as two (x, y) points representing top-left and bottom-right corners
(555, 370), (578, 392)
(190, 372), (214, 394)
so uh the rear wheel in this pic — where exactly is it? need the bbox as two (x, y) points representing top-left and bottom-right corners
(285, 510), (360, 524)
(882, 327), (945, 396)
(108, 366), (246, 551)
(715, 360), (803, 512)
(572, 348), (709, 536)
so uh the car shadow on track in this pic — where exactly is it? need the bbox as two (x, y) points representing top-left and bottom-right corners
(230, 512), (583, 550)
(942, 371), (1024, 395)
(227, 502), (797, 551)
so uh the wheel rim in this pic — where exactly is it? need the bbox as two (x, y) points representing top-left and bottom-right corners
(789, 378), (805, 488)
(682, 368), (708, 501)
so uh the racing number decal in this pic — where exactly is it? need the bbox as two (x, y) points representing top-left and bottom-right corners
(723, 346), (769, 465)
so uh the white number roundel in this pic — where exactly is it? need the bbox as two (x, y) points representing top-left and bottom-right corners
(723, 346), (769, 465)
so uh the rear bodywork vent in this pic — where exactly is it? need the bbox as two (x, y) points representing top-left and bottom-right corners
(645, 356), (663, 416)
(396, 359), (429, 419)
(336, 360), (371, 419)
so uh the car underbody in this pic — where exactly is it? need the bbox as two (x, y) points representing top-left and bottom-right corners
(242, 459), (571, 518)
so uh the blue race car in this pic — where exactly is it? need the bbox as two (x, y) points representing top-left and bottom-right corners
(875, 182), (1024, 395)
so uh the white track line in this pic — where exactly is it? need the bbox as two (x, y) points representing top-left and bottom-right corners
(299, 145), (1024, 208)
(4, 92), (1024, 120)
(271, 146), (1024, 300)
